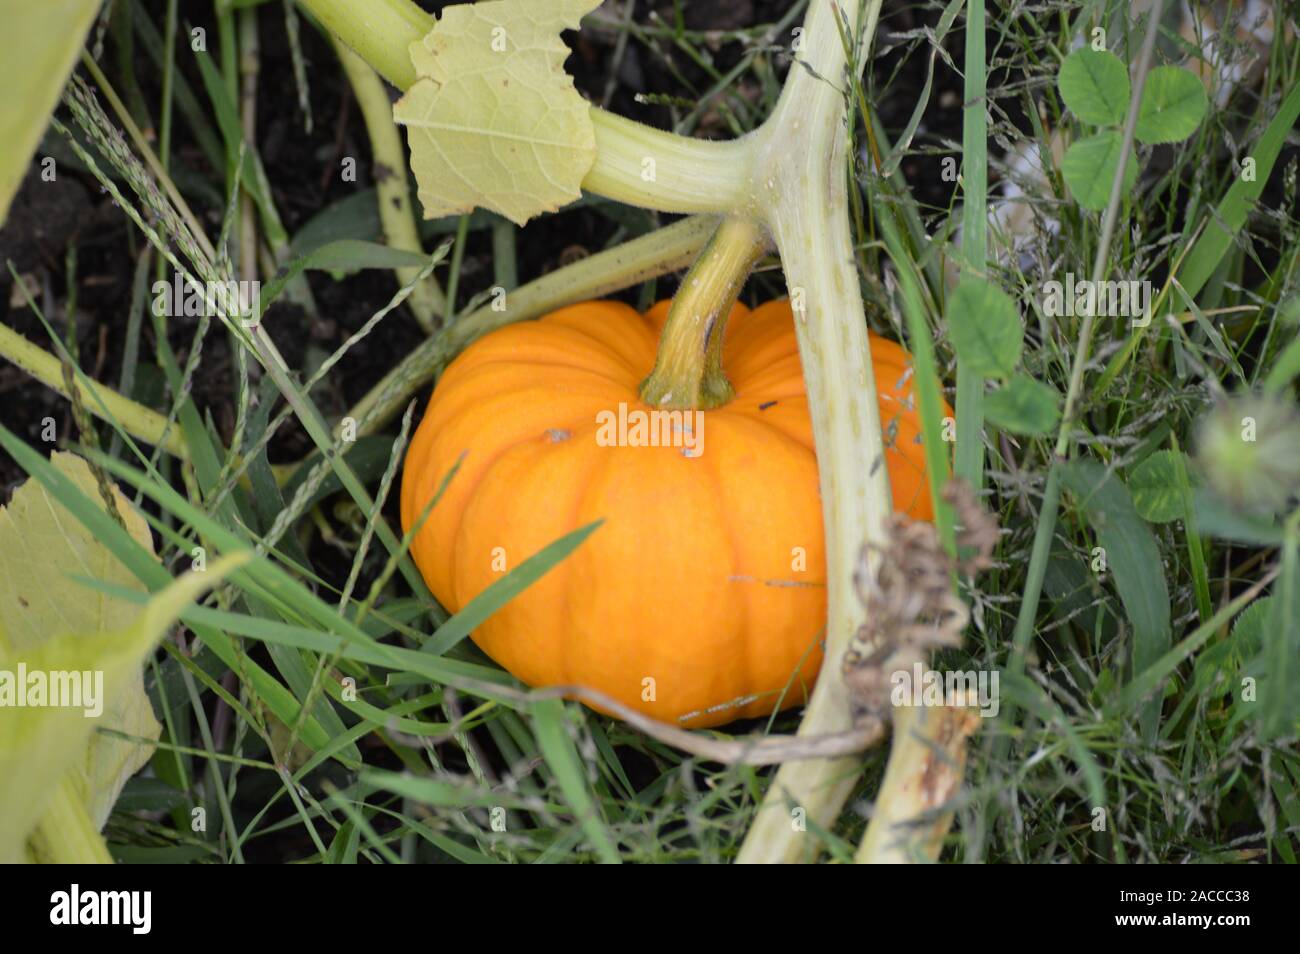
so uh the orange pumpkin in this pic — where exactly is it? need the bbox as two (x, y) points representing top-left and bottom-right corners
(401, 299), (944, 727)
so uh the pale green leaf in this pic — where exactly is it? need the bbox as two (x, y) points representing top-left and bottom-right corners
(984, 374), (1060, 435)
(0, 453), (160, 836)
(1134, 66), (1208, 144)
(0, 452), (243, 861)
(945, 277), (1023, 379)
(1129, 449), (1193, 523)
(1061, 131), (1139, 211)
(1058, 48), (1130, 126)
(1193, 487), (1286, 545)
(394, 0), (600, 226)
(0, 0), (100, 224)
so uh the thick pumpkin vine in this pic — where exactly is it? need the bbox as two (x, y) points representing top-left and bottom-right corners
(293, 0), (962, 862)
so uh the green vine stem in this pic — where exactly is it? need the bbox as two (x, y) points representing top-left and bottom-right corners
(853, 704), (979, 863)
(331, 36), (447, 331)
(585, 110), (756, 214)
(952, 0), (989, 489)
(297, 0), (753, 214)
(640, 216), (768, 410)
(299, 0), (430, 90)
(0, 319), (188, 459)
(342, 214), (717, 440)
(734, 0), (890, 864)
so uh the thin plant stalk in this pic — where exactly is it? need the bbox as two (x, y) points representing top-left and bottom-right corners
(954, 0), (988, 489)
(0, 318), (187, 459)
(331, 36), (447, 330)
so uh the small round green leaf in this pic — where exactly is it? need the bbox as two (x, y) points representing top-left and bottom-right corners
(984, 374), (1061, 435)
(946, 278), (1023, 379)
(1129, 449), (1191, 523)
(1134, 65), (1208, 144)
(1061, 131), (1139, 211)
(1230, 597), (1271, 654)
(1058, 48), (1130, 126)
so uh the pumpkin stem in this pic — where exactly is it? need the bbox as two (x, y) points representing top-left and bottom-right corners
(639, 216), (768, 410)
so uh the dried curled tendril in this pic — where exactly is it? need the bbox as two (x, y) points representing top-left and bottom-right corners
(842, 478), (999, 723)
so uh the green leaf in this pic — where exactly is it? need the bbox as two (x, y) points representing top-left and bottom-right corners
(0, 1), (100, 224)
(945, 277), (1023, 379)
(1058, 48), (1130, 126)
(1231, 597), (1271, 656)
(288, 190), (383, 258)
(283, 239), (435, 275)
(394, 0), (601, 225)
(1062, 459), (1171, 743)
(1061, 131), (1139, 211)
(1129, 449), (1192, 523)
(1134, 65), (1208, 144)
(0, 453), (244, 862)
(326, 820), (361, 865)
(984, 374), (1060, 435)
(278, 435), (399, 513)
(1192, 488), (1286, 545)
